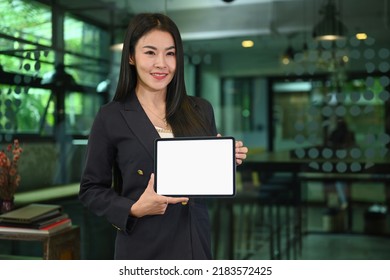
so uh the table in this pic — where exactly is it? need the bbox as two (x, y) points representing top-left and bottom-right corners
(244, 150), (390, 201)
(0, 226), (80, 259)
(242, 150), (390, 233)
(245, 150), (390, 175)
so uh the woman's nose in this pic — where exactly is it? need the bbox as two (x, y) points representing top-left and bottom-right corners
(154, 54), (167, 69)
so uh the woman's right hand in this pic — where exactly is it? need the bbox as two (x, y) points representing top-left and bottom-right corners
(129, 173), (189, 218)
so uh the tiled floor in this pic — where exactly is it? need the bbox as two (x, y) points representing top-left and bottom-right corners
(299, 205), (390, 260)
(224, 202), (390, 260)
(300, 233), (390, 260)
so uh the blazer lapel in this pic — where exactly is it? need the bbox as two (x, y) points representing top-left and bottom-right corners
(120, 93), (160, 159)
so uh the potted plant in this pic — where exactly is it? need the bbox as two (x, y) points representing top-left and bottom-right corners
(0, 139), (23, 213)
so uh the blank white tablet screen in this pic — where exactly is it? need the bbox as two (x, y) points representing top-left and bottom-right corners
(155, 137), (235, 196)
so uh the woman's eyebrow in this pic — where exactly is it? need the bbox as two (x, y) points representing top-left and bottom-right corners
(142, 45), (175, 50)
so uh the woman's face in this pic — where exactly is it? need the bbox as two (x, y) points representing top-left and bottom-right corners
(130, 29), (176, 94)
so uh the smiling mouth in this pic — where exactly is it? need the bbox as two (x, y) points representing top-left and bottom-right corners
(151, 73), (167, 77)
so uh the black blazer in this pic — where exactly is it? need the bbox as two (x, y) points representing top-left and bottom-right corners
(79, 93), (217, 259)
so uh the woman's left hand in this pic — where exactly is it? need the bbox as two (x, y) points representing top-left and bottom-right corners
(235, 140), (248, 165)
(217, 134), (248, 165)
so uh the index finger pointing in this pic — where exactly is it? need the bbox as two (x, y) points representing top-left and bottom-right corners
(166, 197), (189, 205)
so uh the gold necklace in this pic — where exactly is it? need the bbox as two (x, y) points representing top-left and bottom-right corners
(140, 103), (169, 129)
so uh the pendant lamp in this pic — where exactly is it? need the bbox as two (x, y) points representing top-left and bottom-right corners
(313, 0), (347, 40)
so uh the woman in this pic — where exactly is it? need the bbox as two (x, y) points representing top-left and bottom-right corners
(79, 13), (248, 260)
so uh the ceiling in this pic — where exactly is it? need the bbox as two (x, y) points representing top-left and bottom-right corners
(54, 0), (390, 74)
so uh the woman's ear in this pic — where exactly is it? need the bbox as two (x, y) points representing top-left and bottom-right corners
(129, 56), (135, 65)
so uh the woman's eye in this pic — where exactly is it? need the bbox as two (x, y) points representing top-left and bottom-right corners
(144, 51), (155, 55)
(167, 51), (176, 56)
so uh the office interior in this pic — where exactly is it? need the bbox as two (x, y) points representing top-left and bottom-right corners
(0, 0), (389, 259)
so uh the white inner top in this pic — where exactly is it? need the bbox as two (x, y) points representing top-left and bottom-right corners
(155, 126), (174, 138)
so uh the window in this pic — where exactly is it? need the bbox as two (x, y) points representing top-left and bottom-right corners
(0, 0), (110, 187)
(272, 76), (388, 152)
(221, 78), (253, 134)
(0, 0), (109, 137)
(64, 15), (110, 87)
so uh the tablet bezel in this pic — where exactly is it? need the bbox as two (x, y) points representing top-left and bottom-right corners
(154, 136), (236, 197)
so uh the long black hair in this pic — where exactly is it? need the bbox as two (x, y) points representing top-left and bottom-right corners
(113, 13), (210, 137)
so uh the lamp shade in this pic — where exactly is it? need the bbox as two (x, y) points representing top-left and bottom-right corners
(313, 1), (347, 40)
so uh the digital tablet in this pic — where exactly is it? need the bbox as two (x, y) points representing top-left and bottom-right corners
(154, 137), (236, 197)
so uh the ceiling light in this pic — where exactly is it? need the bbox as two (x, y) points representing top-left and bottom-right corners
(241, 40), (254, 48)
(281, 46), (294, 65)
(356, 33), (368, 40)
(312, 0), (347, 41)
